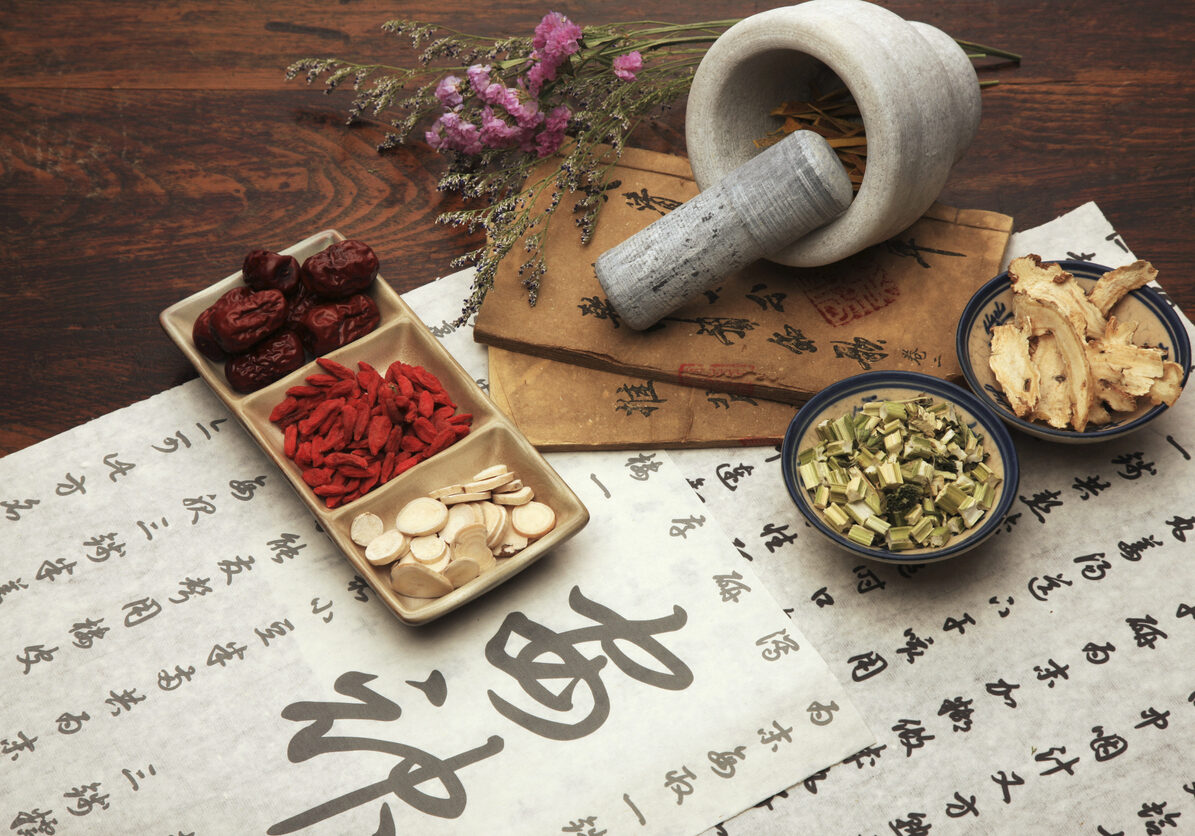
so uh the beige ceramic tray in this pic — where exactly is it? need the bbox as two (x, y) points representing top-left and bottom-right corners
(160, 229), (589, 625)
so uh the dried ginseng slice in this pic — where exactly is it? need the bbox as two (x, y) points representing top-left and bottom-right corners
(395, 496), (448, 536)
(479, 501), (508, 550)
(350, 512), (385, 547)
(390, 562), (454, 598)
(465, 471), (516, 493)
(440, 491), (491, 505)
(443, 557), (481, 588)
(472, 464), (510, 481)
(429, 484), (465, 499)
(450, 523), (495, 572)
(365, 529), (409, 566)
(440, 502), (484, 544)
(511, 501), (556, 539)
(399, 548), (450, 574)
(409, 534), (450, 565)
(492, 485), (534, 506)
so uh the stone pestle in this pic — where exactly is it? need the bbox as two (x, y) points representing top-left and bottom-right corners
(594, 129), (852, 331)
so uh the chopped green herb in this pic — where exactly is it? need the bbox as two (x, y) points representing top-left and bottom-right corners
(796, 396), (1002, 551)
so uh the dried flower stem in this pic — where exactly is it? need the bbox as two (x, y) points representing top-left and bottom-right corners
(288, 14), (1018, 322)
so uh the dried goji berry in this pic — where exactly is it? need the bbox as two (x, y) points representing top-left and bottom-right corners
(284, 423), (298, 458)
(367, 415), (391, 455)
(411, 417), (437, 444)
(317, 357), (356, 380)
(302, 467), (332, 487)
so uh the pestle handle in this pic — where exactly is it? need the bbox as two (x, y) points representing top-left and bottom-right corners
(595, 130), (852, 330)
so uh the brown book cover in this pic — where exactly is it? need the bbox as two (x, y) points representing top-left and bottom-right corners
(474, 146), (1013, 406)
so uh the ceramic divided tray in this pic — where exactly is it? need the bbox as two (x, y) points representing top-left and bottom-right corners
(160, 229), (589, 625)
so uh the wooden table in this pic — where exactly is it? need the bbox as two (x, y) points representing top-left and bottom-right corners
(2, 0), (1192, 455)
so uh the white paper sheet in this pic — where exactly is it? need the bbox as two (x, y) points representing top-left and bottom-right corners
(0, 273), (873, 834)
(680, 203), (1195, 835)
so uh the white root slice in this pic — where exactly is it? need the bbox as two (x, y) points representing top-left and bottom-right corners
(440, 502), (484, 544)
(395, 496), (448, 536)
(479, 501), (508, 549)
(443, 557), (481, 588)
(364, 529), (409, 566)
(389, 562), (454, 598)
(492, 478), (524, 494)
(409, 534), (450, 564)
(450, 523), (495, 571)
(511, 500), (556, 539)
(492, 485), (534, 506)
(428, 484), (465, 499)
(465, 471), (516, 493)
(399, 548), (450, 574)
(440, 491), (492, 505)
(349, 512), (385, 547)
(496, 529), (529, 557)
(472, 464), (510, 480)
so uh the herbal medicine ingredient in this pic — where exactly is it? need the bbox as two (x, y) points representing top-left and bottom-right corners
(796, 396), (1001, 551)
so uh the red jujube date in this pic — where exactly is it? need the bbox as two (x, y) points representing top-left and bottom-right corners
(300, 293), (380, 355)
(242, 249), (301, 296)
(301, 239), (378, 298)
(209, 286), (288, 353)
(192, 306), (228, 362)
(225, 329), (306, 393)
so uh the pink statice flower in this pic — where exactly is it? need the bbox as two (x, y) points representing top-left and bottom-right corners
(434, 74), (463, 109)
(612, 50), (642, 82)
(466, 64), (492, 94)
(478, 107), (526, 149)
(428, 111), (484, 154)
(525, 11), (583, 95)
(532, 12), (582, 65)
(535, 104), (571, 157)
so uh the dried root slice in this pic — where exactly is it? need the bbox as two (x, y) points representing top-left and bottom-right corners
(511, 501), (556, 539)
(440, 491), (491, 505)
(988, 321), (1039, 418)
(990, 255), (1183, 430)
(428, 484), (465, 499)
(443, 557), (481, 588)
(480, 501), (509, 550)
(466, 471), (516, 493)
(1088, 260), (1157, 317)
(1148, 362), (1185, 407)
(365, 529), (409, 566)
(493, 478), (524, 494)
(1009, 254), (1106, 339)
(350, 512), (385, 547)
(440, 502), (484, 544)
(399, 547), (450, 574)
(450, 523), (495, 571)
(492, 485), (534, 506)
(1028, 333), (1076, 429)
(472, 464), (510, 480)
(395, 496), (448, 536)
(496, 530), (529, 558)
(1016, 296), (1095, 431)
(409, 534), (450, 565)
(390, 562), (454, 598)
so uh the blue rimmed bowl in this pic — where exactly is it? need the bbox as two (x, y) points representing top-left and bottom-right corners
(956, 259), (1191, 443)
(780, 370), (1019, 564)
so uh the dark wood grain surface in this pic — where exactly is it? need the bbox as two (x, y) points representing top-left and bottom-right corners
(2, 0), (1192, 455)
